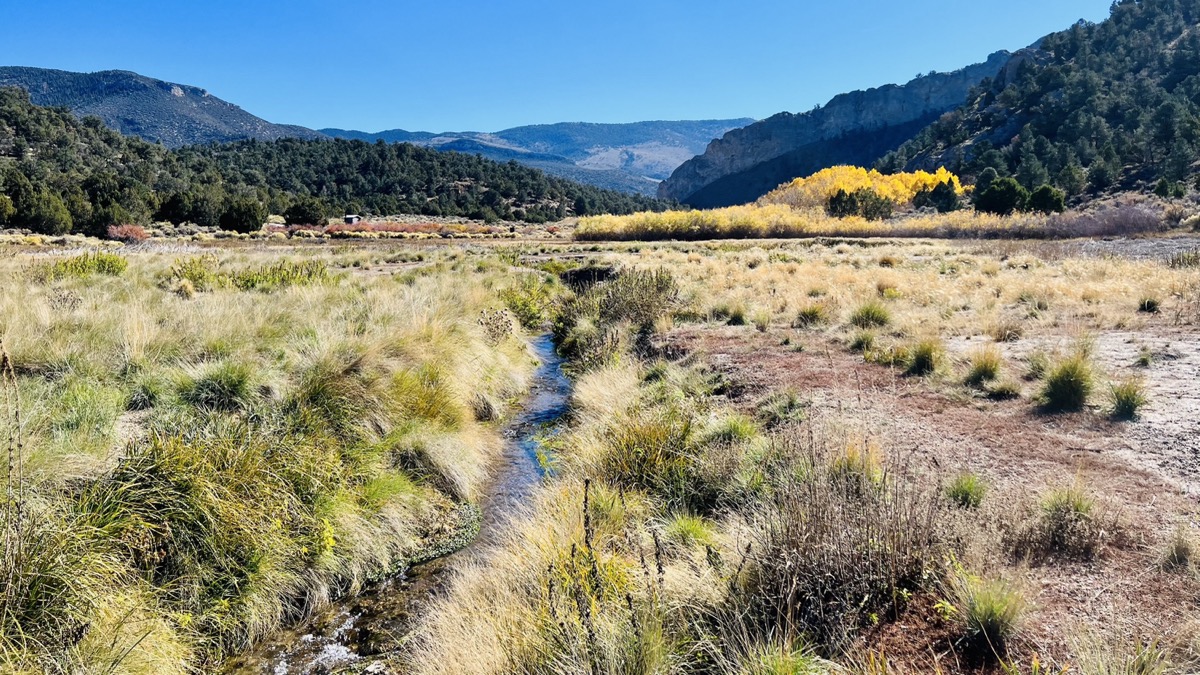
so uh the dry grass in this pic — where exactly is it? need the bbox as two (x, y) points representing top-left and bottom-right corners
(0, 245), (537, 671)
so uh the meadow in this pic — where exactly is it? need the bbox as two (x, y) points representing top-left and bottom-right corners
(412, 236), (1200, 673)
(3, 231), (1200, 674)
(0, 244), (540, 672)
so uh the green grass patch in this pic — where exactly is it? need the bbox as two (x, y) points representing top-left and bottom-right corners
(848, 300), (890, 329)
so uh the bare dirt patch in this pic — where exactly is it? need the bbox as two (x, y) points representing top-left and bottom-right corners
(661, 324), (1200, 669)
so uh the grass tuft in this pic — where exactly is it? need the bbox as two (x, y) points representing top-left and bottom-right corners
(946, 473), (988, 509)
(849, 300), (891, 329)
(950, 571), (1025, 661)
(1108, 378), (1149, 420)
(1038, 353), (1094, 412)
(964, 345), (1003, 386)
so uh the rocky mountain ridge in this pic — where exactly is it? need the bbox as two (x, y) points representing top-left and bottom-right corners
(658, 51), (1015, 207)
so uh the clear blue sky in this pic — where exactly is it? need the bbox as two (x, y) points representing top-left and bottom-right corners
(0, 0), (1114, 133)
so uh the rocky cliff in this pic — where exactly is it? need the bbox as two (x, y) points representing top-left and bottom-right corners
(658, 51), (1013, 207)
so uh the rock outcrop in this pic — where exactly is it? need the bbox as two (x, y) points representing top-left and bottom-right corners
(658, 51), (1013, 207)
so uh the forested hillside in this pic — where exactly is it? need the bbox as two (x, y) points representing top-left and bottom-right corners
(884, 0), (1200, 195)
(0, 67), (326, 146)
(0, 87), (665, 235)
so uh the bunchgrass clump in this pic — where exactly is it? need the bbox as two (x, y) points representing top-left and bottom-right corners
(1038, 353), (1094, 412)
(756, 389), (808, 428)
(849, 331), (875, 353)
(946, 473), (987, 509)
(1025, 350), (1049, 380)
(1027, 483), (1108, 560)
(905, 339), (943, 376)
(1108, 378), (1149, 420)
(792, 303), (830, 328)
(1160, 526), (1196, 573)
(950, 571), (1026, 661)
(849, 300), (891, 329)
(964, 345), (1002, 386)
(178, 361), (256, 411)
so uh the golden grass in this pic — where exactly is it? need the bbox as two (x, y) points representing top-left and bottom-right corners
(0, 245), (538, 671)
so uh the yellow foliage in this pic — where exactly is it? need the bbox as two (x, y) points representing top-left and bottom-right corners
(576, 204), (1041, 242)
(760, 165), (964, 210)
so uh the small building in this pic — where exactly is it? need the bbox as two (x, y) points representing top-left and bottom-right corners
(344, 215), (362, 225)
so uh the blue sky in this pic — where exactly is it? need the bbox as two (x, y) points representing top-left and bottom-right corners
(0, 1), (1114, 132)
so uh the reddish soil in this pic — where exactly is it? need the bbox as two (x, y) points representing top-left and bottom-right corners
(662, 324), (1200, 671)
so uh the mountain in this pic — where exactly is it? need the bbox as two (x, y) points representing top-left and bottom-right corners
(881, 0), (1200, 196)
(658, 52), (1013, 207)
(0, 86), (666, 235)
(0, 66), (327, 147)
(320, 120), (753, 196)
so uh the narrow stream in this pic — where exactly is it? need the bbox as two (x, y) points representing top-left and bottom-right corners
(224, 334), (569, 674)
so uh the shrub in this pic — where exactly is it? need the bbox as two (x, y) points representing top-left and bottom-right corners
(965, 345), (1002, 386)
(905, 339), (943, 376)
(1108, 378), (1149, 420)
(227, 259), (329, 292)
(106, 223), (149, 243)
(792, 303), (830, 328)
(500, 276), (557, 329)
(1025, 351), (1050, 380)
(736, 432), (944, 651)
(849, 301), (890, 329)
(751, 309), (772, 332)
(1038, 353), (1093, 412)
(35, 251), (128, 282)
(950, 572), (1025, 660)
(946, 473), (987, 508)
(975, 177), (1029, 216)
(988, 318), (1024, 343)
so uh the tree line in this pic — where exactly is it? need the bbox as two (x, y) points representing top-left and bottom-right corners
(0, 87), (668, 235)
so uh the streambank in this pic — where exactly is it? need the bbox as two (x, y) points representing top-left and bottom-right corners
(224, 334), (570, 674)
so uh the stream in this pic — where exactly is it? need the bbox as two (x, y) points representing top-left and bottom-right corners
(224, 334), (570, 674)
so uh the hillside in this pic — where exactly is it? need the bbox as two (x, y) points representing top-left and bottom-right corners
(658, 52), (1012, 207)
(0, 86), (665, 235)
(881, 0), (1200, 196)
(0, 66), (326, 147)
(321, 119), (752, 195)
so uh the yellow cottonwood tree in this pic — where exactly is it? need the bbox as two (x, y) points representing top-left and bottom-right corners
(760, 165), (964, 210)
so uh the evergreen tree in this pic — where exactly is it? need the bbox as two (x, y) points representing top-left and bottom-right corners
(219, 198), (266, 233)
(1028, 185), (1067, 214)
(975, 177), (1029, 216)
(283, 196), (328, 226)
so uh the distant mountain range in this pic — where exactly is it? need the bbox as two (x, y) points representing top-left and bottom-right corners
(320, 120), (753, 195)
(0, 66), (748, 196)
(658, 52), (1014, 207)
